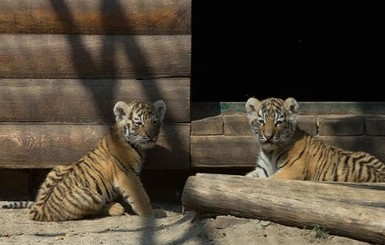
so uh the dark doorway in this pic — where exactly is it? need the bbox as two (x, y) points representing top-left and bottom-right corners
(191, 4), (384, 102)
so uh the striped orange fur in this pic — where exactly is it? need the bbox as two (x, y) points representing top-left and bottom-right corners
(245, 97), (385, 182)
(2, 100), (167, 221)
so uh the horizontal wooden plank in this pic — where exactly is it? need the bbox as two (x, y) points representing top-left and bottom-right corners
(0, 0), (191, 35)
(0, 79), (190, 123)
(0, 124), (190, 170)
(223, 115), (250, 135)
(0, 34), (191, 79)
(192, 115), (317, 136)
(192, 102), (385, 117)
(191, 134), (385, 169)
(191, 116), (223, 135)
(190, 136), (259, 168)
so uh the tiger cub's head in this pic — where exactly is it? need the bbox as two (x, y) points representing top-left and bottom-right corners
(113, 100), (167, 150)
(245, 97), (299, 152)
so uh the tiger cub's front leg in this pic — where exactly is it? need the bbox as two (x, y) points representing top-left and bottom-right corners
(114, 170), (166, 218)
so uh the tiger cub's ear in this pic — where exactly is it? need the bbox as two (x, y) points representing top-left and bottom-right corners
(245, 97), (261, 118)
(284, 97), (299, 114)
(152, 100), (167, 122)
(113, 101), (128, 122)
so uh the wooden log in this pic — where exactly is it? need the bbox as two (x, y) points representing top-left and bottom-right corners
(0, 78), (190, 123)
(0, 34), (191, 79)
(182, 173), (385, 244)
(0, 124), (190, 169)
(0, 0), (191, 34)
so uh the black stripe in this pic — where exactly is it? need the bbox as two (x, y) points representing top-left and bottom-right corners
(260, 167), (269, 177)
(45, 194), (65, 220)
(315, 145), (330, 181)
(81, 159), (111, 201)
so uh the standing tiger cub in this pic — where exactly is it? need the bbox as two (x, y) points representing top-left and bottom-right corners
(2, 100), (167, 221)
(245, 97), (385, 182)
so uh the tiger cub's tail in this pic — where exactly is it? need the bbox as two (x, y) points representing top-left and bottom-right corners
(2, 201), (34, 209)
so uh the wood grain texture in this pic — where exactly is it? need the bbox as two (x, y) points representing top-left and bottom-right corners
(0, 124), (189, 169)
(0, 78), (190, 123)
(0, 34), (191, 79)
(190, 136), (259, 168)
(0, 0), (191, 34)
(182, 173), (385, 244)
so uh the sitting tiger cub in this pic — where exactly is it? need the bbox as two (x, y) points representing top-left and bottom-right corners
(2, 100), (167, 221)
(245, 97), (385, 182)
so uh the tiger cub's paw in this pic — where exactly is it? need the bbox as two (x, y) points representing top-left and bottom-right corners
(106, 202), (125, 216)
(152, 208), (167, 218)
(245, 168), (268, 178)
(245, 171), (259, 178)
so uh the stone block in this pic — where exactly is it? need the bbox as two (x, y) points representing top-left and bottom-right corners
(191, 116), (223, 135)
(223, 115), (250, 135)
(365, 116), (385, 136)
(318, 115), (364, 136)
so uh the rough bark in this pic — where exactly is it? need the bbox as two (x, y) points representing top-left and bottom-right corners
(182, 173), (385, 244)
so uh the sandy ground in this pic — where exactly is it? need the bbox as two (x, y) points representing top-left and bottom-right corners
(0, 201), (372, 245)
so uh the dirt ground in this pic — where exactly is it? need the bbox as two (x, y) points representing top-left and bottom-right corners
(0, 201), (371, 245)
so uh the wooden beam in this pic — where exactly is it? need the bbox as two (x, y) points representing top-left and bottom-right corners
(0, 79), (190, 123)
(0, 34), (191, 79)
(190, 136), (259, 168)
(0, 0), (191, 34)
(0, 124), (190, 169)
(182, 173), (385, 244)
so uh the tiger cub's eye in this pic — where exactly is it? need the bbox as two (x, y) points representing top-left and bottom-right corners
(134, 121), (143, 126)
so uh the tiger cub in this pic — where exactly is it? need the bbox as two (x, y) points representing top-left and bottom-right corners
(245, 97), (385, 182)
(2, 100), (167, 221)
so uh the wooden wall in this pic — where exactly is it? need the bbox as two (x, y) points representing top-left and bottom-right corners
(191, 102), (385, 170)
(2, 0), (385, 177)
(0, 0), (191, 170)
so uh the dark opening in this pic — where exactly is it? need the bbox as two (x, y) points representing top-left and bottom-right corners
(191, 4), (384, 102)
